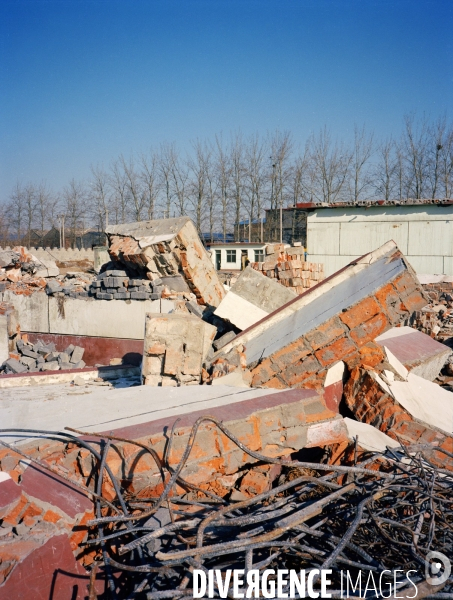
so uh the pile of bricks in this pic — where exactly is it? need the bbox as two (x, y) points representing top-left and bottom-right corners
(250, 243), (324, 294)
(45, 269), (163, 301)
(1, 338), (85, 374)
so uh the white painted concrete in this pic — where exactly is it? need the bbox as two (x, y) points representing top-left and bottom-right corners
(2, 290), (48, 333)
(344, 417), (399, 452)
(0, 313), (8, 364)
(389, 373), (453, 435)
(307, 205), (453, 276)
(214, 291), (268, 330)
(48, 297), (174, 339)
(0, 384), (282, 442)
(324, 361), (345, 387)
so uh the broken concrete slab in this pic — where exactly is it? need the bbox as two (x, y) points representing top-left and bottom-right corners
(142, 313), (206, 386)
(210, 241), (427, 391)
(344, 364), (453, 469)
(214, 266), (296, 331)
(344, 417), (400, 452)
(107, 217), (225, 307)
(376, 326), (451, 381)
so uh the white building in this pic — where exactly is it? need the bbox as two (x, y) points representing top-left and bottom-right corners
(208, 242), (267, 271)
(306, 202), (453, 276)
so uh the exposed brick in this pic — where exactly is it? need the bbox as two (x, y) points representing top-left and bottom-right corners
(349, 313), (389, 347)
(305, 316), (347, 351)
(400, 291), (427, 313)
(239, 469), (270, 497)
(375, 284), (407, 323)
(282, 355), (321, 386)
(315, 336), (357, 367)
(391, 272), (418, 297)
(339, 297), (382, 330)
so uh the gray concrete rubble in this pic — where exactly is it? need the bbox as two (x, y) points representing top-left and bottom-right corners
(142, 313), (207, 386)
(214, 266), (297, 330)
(1, 337), (86, 375)
(0, 246), (59, 282)
(376, 325), (452, 381)
(106, 216), (225, 307)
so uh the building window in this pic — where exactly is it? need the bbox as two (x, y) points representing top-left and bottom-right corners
(254, 249), (264, 262)
(226, 249), (237, 263)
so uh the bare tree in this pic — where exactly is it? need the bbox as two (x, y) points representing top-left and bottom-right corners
(22, 183), (37, 247)
(349, 125), (374, 202)
(7, 182), (26, 245)
(230, 133), (245, 240)
(90, 165), (110, 232)
(307, 127), (352, 204)
(120, 155), (146, 221)
(35, 182), (58, 235)
(169, 149), (189, 217)
(110, 159), (129, 224)
(140, 151), (159, 220)
(243, 133), (267, 241)
(439, 123), (453, 198)
(214, 134), (232, 242)
(158, 143), (177, 219)
(374, 138), (397, 201)
(187, 140), (209, 233)
(402, 114), (430, 199)
(63, 179), (87, 248)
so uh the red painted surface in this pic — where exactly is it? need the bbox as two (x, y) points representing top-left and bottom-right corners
(25, 332), (143, 367)
(324, 381), (343, 413)
(376, 329), (448, 366)
(98, 388), (320, 441)
(0, 476), (21, 512)
(0, 534), (99, 600)
(20, 464), (92, 519)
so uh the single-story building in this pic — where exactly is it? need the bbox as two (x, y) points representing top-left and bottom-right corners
(208, 242), (267, 271)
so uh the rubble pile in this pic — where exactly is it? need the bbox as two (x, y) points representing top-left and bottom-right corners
(1, 423), (452, 598)
(0, 247), (59, 294)
(250, 243), (324, 293)
(1, 338), (86, 374)
(106, 216), (225, 307)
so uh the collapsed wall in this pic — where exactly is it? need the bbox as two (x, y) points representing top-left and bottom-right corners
(106, 217), (226, 307)
(209, 241), (428, 390)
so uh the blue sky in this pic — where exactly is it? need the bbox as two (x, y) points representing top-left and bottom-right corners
(1, 0), (452, 199)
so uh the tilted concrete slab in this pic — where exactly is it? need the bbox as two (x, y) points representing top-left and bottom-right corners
(214, 266), (296, 331)
(344, 417), (400, 452)
(211, 241), (427, 391)
(107, 217), (225, 307)
(376, 326), (451, 381)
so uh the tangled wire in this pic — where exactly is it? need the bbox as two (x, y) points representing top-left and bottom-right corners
(1, 417), (453, 599)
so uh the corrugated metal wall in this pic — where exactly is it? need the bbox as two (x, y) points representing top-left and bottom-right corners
(306, 205), (453, 276)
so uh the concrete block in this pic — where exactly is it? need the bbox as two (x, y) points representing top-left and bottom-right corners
(113, 292), (131, 299)
(70, 346), (84, 364)
(105, 269), (128, 277)
(5, 358), (27, 373)
(96, 292), (114, 300)
(20, 356), (36, 369)
(214, 267), (296, 331)
(186, 300), (204, 318)
(131, 292), (148, 300)
(142, 313), (205, 386)
(46, 280), (61, 295)
(213, 331), (237, 351)
(21, 347), (39, 359)
(41, 361), (60, 371)
(65, 344), (75, 355)
(58, 352), (70, 364)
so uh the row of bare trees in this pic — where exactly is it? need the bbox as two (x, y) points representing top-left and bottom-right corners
(1, 115), (453, 247)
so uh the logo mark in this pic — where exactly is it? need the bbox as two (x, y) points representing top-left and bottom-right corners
(425, 551), (451, 586)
